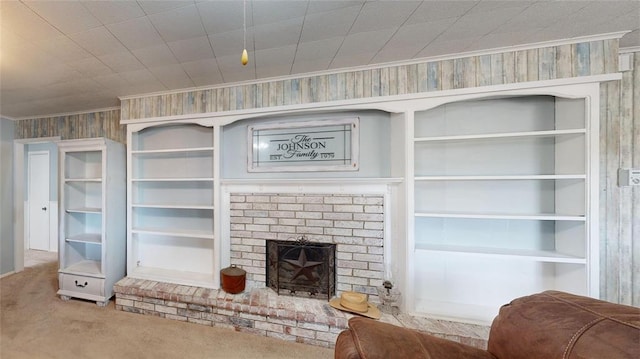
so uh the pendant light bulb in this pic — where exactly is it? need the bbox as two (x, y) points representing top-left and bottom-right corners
(241, 48), (248, 66)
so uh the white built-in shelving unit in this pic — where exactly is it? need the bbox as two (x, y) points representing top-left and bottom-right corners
(127, 120), (219, 288)
(408, 93), (598, 324)
(57, 138), (125, 306)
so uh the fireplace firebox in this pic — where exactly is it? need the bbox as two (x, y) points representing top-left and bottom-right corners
(267, 238), (336, 300)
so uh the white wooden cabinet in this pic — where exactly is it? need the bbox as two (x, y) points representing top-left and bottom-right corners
(408, 94), (598, 324)
(127, 120), (219, 288)
(57, 138), (125, 306)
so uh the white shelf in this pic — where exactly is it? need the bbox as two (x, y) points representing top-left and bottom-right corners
(66, 233), (102, 244)
(410, 96), (595, 323)
(132, 204), (214, 210)
(414, 212), (586, 221)
(58, 138), (127, 304)
(131, 147), (214, 154)
(132, 228), (215, 239)
(65, 178), (102, 182)
(128, 266), (215, 288)
(415, 175), (586, 181)
(60, 260), (104, 277)
(131, 178), (214, 182)
(415, 243), (586, 264)
(66, 207), (102, 214)
(414, 129), (585, 142)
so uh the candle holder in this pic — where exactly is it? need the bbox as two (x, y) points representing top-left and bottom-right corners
(376, 280), (401, 315)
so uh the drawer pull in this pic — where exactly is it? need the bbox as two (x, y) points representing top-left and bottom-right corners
(75, 280), (89, 288)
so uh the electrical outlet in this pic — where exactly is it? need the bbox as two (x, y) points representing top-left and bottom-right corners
(618, 168), (640, 186)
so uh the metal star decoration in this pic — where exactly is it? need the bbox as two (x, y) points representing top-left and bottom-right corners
(283, 248), (323, 282)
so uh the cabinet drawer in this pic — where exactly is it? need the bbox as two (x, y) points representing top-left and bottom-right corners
(60, 273), (105, 297)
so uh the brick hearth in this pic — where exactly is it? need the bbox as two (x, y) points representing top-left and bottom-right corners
(114, 277), (490, 349)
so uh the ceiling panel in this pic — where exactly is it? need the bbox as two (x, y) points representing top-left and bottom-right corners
(97, 51), (145, 73)
(197, 1), (253, 34)
(82, 1), (146, 25)
(291, 58), (332, 74)
(107, 17), (165, 50)
(437, 5), (528, 41)
(214, 53), (256, 80)
(33, 35), (93, 62)
(23, 0), (101, 34)
(406, 1), (476, 24)
(335, 28), (396, 56)
(0, 1), (62, 42)
(148, 64), (195, 89)
(417, 36), (481, 58)
(253, 18), (304, 51)
(300, 5), (361, 43)
(209, 28), (256, 57)
(349, 1), (421, 34)
(66, 57), (113, 77)
(181, 58), (222, 79)
(70, 26), (129, 56)
(251, 0), (308, 26)
(307, 0), (363, 15)
(167, 36), (215, 63)
(295, 37), (343, 62)
(137, 1), (192, 15)
(149, 4), (207, 42)
(131, 44), (180, 68)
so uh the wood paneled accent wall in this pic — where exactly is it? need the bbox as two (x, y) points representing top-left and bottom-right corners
(600, 50), (639, 306)
(14, 109), (124, 144)
(120, 40), (617, 121)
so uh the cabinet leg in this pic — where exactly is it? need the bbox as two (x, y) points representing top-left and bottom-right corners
(96, 300), (109, 307)
(60, 295), (71, 301)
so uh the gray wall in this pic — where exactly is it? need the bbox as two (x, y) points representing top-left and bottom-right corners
(1, 118), (15, 275)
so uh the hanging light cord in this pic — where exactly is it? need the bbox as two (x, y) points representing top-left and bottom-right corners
(241, 0), (248, 65)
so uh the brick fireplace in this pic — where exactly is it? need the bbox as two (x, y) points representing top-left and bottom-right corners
(114, 187), (490, 349)
(229, 193), (385, 303)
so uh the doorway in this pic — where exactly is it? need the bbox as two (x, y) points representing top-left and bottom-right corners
(13, 137), (60, 273)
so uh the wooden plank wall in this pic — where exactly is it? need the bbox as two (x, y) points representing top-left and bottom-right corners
(601, 50), (639, 306)
(14, 109), (124, 143)
(120, 40), (614, 121)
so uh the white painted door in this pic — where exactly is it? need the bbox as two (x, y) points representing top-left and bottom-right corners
(28, 151), (50, 251)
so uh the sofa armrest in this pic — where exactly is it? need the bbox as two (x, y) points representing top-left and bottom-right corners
(335, 317), (496, 359)
(488, 291), (640, 359)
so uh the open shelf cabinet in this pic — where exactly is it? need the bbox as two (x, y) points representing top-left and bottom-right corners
(57, 138), (125, 306)
(127, 121), (218, 288)
(408, 94), (599, 324)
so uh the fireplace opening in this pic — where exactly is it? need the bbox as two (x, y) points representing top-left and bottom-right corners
(267, 238), (336, 300)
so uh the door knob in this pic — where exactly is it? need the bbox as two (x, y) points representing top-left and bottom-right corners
(41, 207), (47, 211)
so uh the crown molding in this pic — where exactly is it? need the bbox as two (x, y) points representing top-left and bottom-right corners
(119, 31), (629, 101)
(14, 106), (121, 121)
(0, 114), (18, 121)
(619, 46), (640, 54)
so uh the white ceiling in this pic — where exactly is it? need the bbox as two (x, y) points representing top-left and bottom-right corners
(1, 0), (638, 119)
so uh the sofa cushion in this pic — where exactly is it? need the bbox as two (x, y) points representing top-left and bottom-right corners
(335, 317), (496, 359)
(487, 291), (640, 359)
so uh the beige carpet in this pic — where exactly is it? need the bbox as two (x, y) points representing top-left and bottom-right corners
(1, 261), (333, 359)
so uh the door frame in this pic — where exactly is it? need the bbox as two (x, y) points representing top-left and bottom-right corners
(13, 137), (60, 273)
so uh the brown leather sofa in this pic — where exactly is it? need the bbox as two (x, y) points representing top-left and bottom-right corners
(334, 290), (640, 359)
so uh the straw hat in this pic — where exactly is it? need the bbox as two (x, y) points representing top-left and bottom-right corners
(329, 291), (381, 319)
